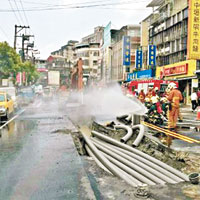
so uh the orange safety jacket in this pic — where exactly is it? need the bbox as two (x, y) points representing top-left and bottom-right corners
(167, 89), (183, 108)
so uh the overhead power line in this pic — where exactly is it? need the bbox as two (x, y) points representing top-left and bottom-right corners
(8, 0), (21, 24)
(2, 0), (150, 12)
(18, 0), (30, 25)
(0, 26), (10, 41)
(12, 0), (25, 24)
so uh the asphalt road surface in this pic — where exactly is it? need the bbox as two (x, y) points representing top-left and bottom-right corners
(0, 97), (95, 200)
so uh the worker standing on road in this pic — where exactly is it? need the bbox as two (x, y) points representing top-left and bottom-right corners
(167, 83), (183, 131)
(146, 87), (153, 99)
(166, 83), (182, 147)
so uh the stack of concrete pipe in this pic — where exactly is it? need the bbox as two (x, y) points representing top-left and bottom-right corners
(83, 130), (189, 187)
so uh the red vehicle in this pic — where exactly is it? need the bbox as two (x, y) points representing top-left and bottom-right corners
(128, 79), (178, 95)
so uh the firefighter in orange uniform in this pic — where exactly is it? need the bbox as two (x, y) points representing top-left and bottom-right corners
(167, 83), (183, 146)
(146, 87), (153, 99)
(138, 89), (145, 103)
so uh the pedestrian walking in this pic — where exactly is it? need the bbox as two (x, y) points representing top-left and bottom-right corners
(191, 90), (198, 112)
(197, 88), (200, 106)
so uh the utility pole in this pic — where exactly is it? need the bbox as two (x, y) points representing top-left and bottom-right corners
(14, 25), (35, 62)
(14, 25), (31, 50)
(14, 25), (17, 50)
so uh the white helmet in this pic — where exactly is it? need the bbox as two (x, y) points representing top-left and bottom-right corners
(168, 82), (177, 89)
(151, 96), (158, 104)
(154, 87), (159, 91)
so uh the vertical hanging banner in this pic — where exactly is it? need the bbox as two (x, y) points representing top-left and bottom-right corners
(123, 36), (131, 66)
(187, 0), (200, 59)
(16, 72), (22, 85)
(135, 49), (143, 69)
(148, 45), (156, 67)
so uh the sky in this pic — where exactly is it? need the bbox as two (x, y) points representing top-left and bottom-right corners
(0, 0), (153, 59)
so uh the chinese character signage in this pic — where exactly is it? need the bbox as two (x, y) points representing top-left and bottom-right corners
(135, 49), (143, 69)
(148, 45), (156, 67)
(163, 64), (188, 76)
(123, 36), (131, 66)
(127, 73), (134, 82)
(187, 0), (200, 59)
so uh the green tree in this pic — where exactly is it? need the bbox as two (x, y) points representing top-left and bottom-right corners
(0, 41), (21, 78)
(21, 61), (39, 83)
(0, 42), (39, 84)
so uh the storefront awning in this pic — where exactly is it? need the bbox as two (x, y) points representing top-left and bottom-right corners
(146, 0), (164, 7)
(175, 76), (197, 81)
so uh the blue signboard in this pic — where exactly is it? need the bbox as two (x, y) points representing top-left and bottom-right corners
(126, 69), (154, 82)
(148, 45), (156, 67)
(136, 69), (153, 79)
(135, 49), (143, 69)
(127, 73), (134, 82)
(123, 36), (131, 66)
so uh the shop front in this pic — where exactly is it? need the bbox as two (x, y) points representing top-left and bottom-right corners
(156, 60), (197, 105)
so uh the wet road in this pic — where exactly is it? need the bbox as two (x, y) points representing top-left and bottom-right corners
(0, 97), (95, 200)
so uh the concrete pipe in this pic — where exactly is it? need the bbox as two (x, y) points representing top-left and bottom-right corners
(92, 140), (165, 185)
(85, 144), (112, 175)
(114, 124), (133, 143)
(92, 138), (177, 184)
(98, 139), (184, 183)
(91, 131), (189, 181)
(81, 133), (137, 187)
(110, 161), (143, 186)
(86, 144), (141, 185)
(126, 114), (132, 122)
(132, 124), (145, 147)
(100, 151), (156, 185)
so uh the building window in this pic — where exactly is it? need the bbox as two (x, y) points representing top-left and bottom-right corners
(126, 67), (130, 73)
(177, 12), (181, 21)
(93, 60), (97, 65)
(128, 29), (140, 37)
(93, 51), (99, 56)
(183, 8), (188, 19)
(83, 60), (89, 66)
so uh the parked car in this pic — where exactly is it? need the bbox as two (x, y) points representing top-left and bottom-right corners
(0, 87), (17, 109)
(17, 87), (35, 106)
(0, 92), (14, 120)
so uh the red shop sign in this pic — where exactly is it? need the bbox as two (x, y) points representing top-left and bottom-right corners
(163, 64), (188, 76)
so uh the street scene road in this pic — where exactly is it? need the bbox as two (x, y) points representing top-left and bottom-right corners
(0, 97), (95, 200)
(1, 0), (200, 199)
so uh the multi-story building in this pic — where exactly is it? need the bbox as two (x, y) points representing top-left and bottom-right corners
(74, 27), (104, 84)
(49, 40), (79, 86)
(111, 25), (141, 81)
(147, 0), (188, 66)
(51, 40), (78, 67)
(144, 0), (200, 104)
(75, 43), (100, 83)
(81, 26), (104, 44)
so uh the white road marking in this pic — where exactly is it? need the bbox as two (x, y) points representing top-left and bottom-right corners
(0, 109), (26, 130)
